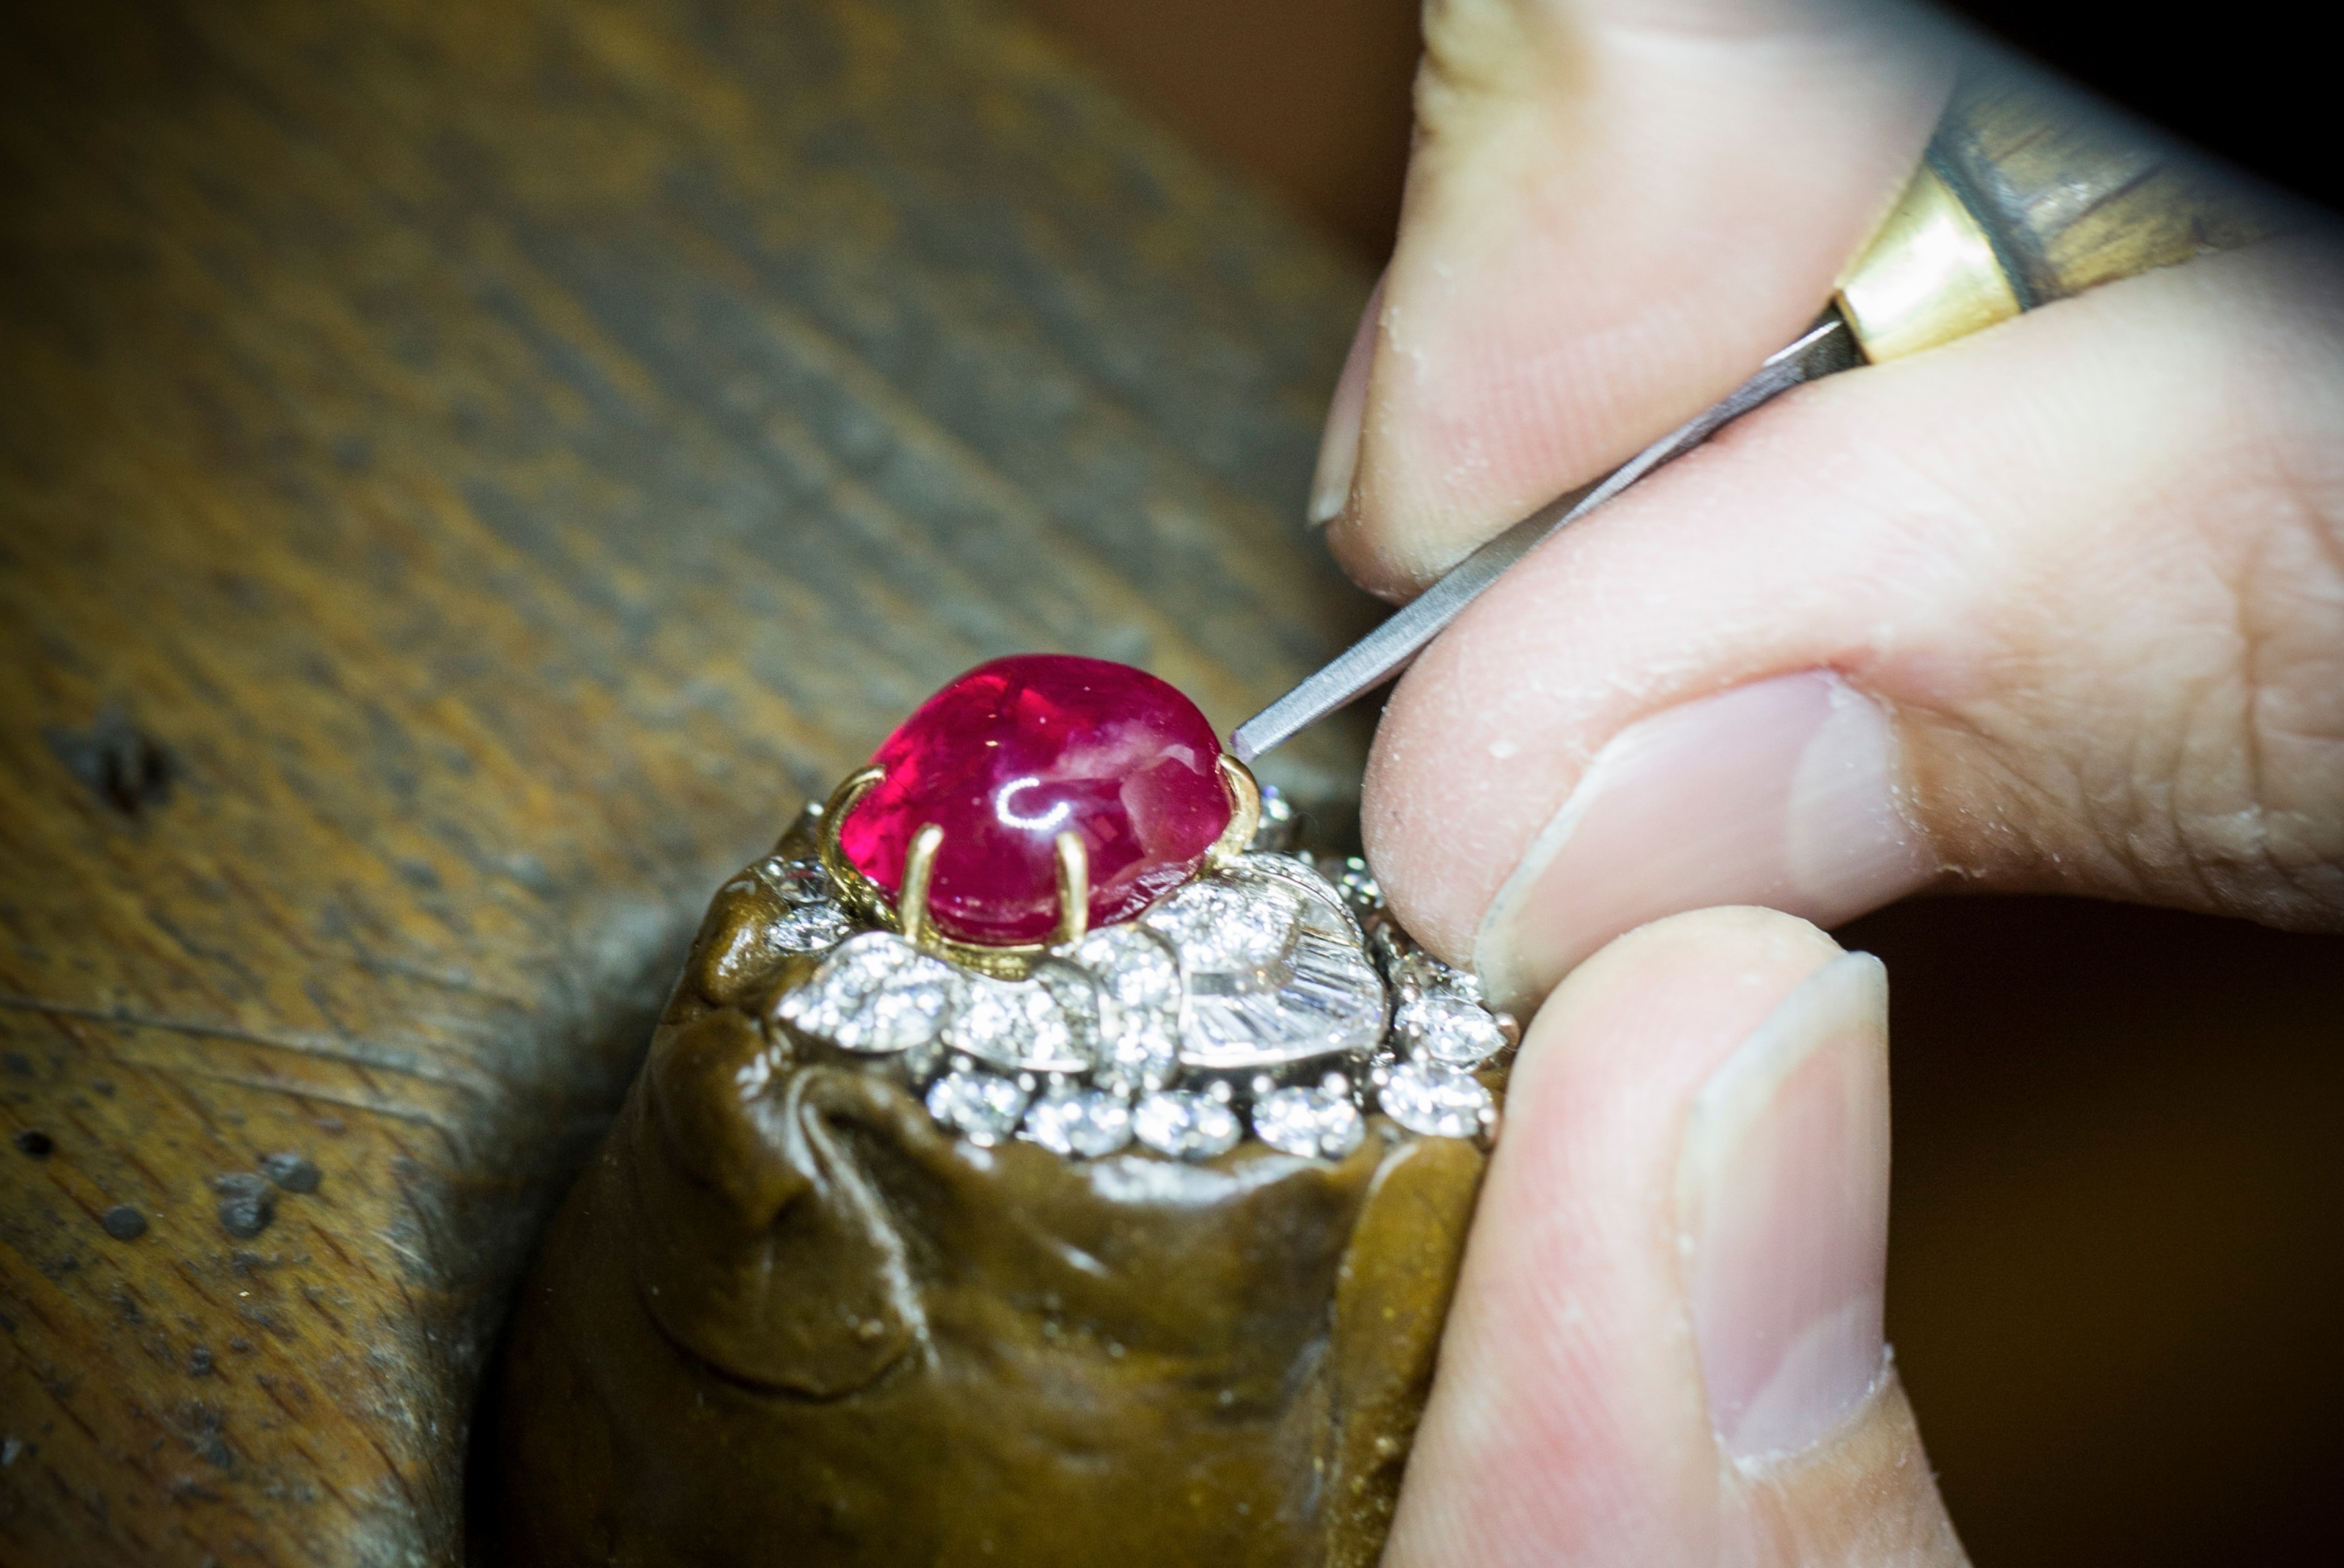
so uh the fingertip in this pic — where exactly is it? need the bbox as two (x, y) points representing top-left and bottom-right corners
(1513, 905), (1848, 1107)
(1390, 909), (1965, 1567)
(1473, 671), (1932, 1016)
(1321, 505), (1433, 603)
(1386, 906), (1845, 1567)
(1307, 275), (1383, 528)
(1341, 0), (1952, 585)
(1681, 948), (1891, 1462)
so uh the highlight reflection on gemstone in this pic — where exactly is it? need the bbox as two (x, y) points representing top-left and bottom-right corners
(1377, 1061), (1496, 1140)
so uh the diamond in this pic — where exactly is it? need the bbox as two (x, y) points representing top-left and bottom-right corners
(1094, 1020), (1179, 1097)
(770, 906), (854, 953)
(1395, 953), (1484, 1007)
(1020, 1086), (1134, 1158)
(1250, 1086), (1364, 1160)
(1232, 854), (1363, 945)
(776, 933), (961, 1053)
(946, 973), (1084, 1073)
(751, 858), (856, 953)
(758, 856), (835, 908)
(1248, 786), (1298, 854)
(1333, 857), (1383, 916)
(1144, 878), (1296, 975)
(1131, 1090), (1242, 1160)
(926, 1067), (1030, 1145)
(1170, 870), (1386, 1072)
(835, 655), (1231, 945)
(1067, 924), (1183, 1094)
(1394, 992), (1508, 1068)
(1377, 1061), (1496, 1140)
(1070, 924), (1182, 1011)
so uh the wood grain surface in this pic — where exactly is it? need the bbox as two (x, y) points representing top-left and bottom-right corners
(0, 2), (1377, 1561)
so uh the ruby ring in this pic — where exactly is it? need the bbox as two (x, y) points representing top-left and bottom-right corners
(775, 652), (1515, 1161)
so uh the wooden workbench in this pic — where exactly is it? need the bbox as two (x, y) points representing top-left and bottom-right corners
(0, 2), (1377, 1559)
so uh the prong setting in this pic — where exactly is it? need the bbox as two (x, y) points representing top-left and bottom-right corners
(899, 824), (943, 953)
(1053, 831), (1089, 946)
(818, 750), (1264, 980)
(1202, 754), (1261, 873)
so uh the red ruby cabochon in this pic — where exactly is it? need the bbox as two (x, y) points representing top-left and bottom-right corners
(836, 655), (1230, 945)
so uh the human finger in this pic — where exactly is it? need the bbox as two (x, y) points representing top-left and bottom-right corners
(1386, 906), (1964, 1567)
(1362, 240), (2344, 1014)
(1313, 0), (1955, 594)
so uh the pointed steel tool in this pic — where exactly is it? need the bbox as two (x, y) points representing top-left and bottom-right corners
(1231, 314), (1859, 761)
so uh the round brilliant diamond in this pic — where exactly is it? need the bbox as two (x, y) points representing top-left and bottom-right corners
(1020, 1087), (1134, 1158)
(1376, 1061), (1494, 1140)
(1393, 992), (1508, 1069)
(926, 1067), (1030, 1145)
(1131, 1090), (1242, 1160)
(1250, 1086), (1364, 1160)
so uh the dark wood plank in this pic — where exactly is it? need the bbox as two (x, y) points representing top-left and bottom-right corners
(0, 1), (1376, 1560)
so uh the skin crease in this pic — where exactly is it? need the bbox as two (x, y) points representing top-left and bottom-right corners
(1318, 0), (2344, 1558)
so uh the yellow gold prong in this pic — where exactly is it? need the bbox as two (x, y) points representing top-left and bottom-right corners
(816, 757), (1235, 979)
(1054, 830), (1089, 946)
(1203, 753), (1261, 871)
(816, 765), (895, 930)
(898, 823), (943, 953)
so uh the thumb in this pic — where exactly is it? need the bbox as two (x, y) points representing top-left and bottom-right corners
(1387, 906), (1963, 1567)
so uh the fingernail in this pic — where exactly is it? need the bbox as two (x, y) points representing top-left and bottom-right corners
(1474, 670), (1931, 1015)
(1679, 950), (1891, 1462)
(1306, 274), (1383, 526)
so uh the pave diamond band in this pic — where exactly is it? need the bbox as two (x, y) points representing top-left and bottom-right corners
(757, 793), (1514, 1160)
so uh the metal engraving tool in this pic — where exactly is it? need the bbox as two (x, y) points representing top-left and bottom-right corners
(1232, 68), (2278, 763)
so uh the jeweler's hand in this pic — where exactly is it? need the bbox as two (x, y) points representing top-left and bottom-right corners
(1318, 0), (2344, 1016)
(1384, 906), (1959, 1566)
